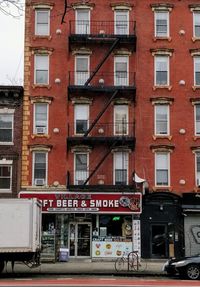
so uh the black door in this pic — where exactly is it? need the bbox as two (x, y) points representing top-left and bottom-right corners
(151, 224), (168, 258)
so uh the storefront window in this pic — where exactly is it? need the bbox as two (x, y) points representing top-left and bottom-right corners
(99, 215), (132, 238)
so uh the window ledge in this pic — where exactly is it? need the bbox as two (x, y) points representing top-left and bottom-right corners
(0, 190), (12, 193)
(192, 37), (200, 42)
(152, 186), (172, 192)
(32, 84), (51, 89)
(33, 35), (52, 41)
(193, 136), (200, 141)
(152, 135), (172, 140)
(31, 134), (50, 139)
(153, 36), (171, 42)
(0, 142), (14, 146)
(153, 85), (172, 91)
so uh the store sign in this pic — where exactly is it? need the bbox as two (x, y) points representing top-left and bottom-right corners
(19, 192), (142, 214)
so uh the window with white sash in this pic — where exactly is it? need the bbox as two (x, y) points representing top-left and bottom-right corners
(114, 105), (128, 135)
(74, 153), (88, 185)
(196, 153), (200, 186)
(33, 152), (47, 186)
(155, 105), (169, 135)
(155, 11), (169, 37)
(114, 152), (128, 185)
(194, 57), (200, 86)
(75, 104), (89, 134)
(195, 104), (200, 135)
(155, 152), (169, 186)
(34, 55), (49, 85)
(35, 9), (50, 36)
(0, 160), (12, 192)
(193, 12), (200, 38)
(34, 103), (48, 135)
(75, 55), (89, 85)
(76, 9), (90, 34)
(114, 56), (128, 86)
(155, 56), (169, 86)
(0, 112), (14, 144)
(115, 10), (129, 35)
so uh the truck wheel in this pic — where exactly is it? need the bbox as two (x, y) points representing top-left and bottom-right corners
(0, 261), (4, 273)
(185, 264), (200, 280)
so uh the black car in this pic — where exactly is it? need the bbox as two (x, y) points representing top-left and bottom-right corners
(163, 255), (200, 280)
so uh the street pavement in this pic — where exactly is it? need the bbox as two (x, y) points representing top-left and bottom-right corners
(2, 259), (167, 276)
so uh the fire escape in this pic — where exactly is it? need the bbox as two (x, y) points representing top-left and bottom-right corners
(67, 19), (137, 192)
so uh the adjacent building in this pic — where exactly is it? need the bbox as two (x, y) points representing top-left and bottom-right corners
(0, 86), (23, 198)
(20, 0), (200, 261)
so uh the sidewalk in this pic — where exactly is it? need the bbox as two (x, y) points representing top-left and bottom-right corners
(3, 259), (167, 276)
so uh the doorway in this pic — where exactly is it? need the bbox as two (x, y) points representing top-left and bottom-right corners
(151, 224), (168, 258)
(69, 222), (91, 258)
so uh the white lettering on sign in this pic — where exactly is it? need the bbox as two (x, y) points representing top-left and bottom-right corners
(42, 199), (54, 207)
(56, 200), (78, 208)
(90, 200), (119, 208)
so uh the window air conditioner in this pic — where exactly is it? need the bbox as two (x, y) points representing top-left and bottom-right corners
(35, 178), (45, 186)
(36, 127), (46, 134)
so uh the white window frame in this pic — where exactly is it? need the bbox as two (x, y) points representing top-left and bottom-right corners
(154, 11), (169, 38)
(114, 55), (129, 86)
(34, 54), (49, 85)
(194, 57), (200, 87)
(195, 104), (200, 136)
(35, 9), (50, 36)
(154, 55), (169, 86)
(0, 109), (14, 145)
(75, 55), (90, 85)
(155, 152), (170, 187)
(75, 9), (90, 34)
(33, 103), (49, 135)
(113, 152), (129, 185)
(74, 152), (89, 185)
(0, 159), (13, 193)
(74, 104), (89, 135)
(114, 10), (129, 35)
(193, 12), (200, 38)
(114, 105), (129, 135)
(195, 152), (200, 186)
(154, 105), (169, 136)
(32, 152), (48, 186)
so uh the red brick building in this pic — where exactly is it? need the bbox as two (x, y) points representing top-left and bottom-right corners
(21, 0), (200, 260)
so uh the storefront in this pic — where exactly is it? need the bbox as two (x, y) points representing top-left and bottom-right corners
(19, 192), (142, 261)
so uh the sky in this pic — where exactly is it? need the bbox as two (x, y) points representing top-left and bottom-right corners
(0, 4), (24, 85)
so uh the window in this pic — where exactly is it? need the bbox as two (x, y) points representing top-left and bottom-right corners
(155, 56), (169, 86)
(0, 161), (12, 192)
(114, 105), (128, 135)
(115, 10), (129, 35)
(75, 55), (89, 85)
(35, 9), (50, 36)
(194, 12), (200, 38)
(155, 152), (169, 186)
(195, 105), (200, 135)
(114, 56), (128, 86)
(155, 105), (169, 135)
(114, 152), (128, 185)
(35, 55), (49, 85)
(0, 113), (13, 143)
(33, 152), (47, 186)
(76, 9), (90, 34)
(74, 153), (88, 185)
(34, 103), (48, 134)
(194, 57), (200, 86)
(75, 104), (89, 134)
(155, 11), (169, 37)
(196, 153), (200, 186)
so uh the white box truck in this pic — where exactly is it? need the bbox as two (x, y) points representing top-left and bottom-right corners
(0, 198), (42, 273)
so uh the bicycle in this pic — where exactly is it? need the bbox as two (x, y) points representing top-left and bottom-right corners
(115, 251), (147, 272)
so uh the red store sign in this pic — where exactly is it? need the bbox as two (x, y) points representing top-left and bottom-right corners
(19, 192), (142, 214)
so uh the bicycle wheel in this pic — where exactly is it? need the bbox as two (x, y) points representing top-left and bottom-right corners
(137, 259), (147, 272)
(115, 257), (126, 272)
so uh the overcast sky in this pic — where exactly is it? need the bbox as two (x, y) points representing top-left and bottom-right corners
(0, 8), (24, 86)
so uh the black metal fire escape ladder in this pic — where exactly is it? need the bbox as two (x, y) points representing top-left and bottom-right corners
(83, 141), (117, 186)
(84, 89), (118, 137)
(84, 38), (120, 86)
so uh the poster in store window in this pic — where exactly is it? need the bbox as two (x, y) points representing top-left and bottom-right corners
(92, 241), (132, 258)
(132, 219), (141, 257)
